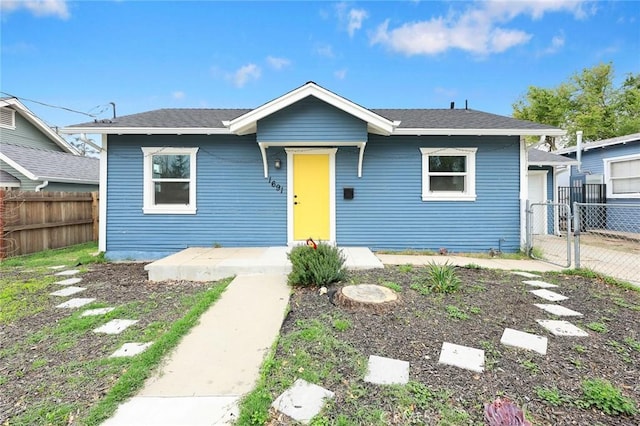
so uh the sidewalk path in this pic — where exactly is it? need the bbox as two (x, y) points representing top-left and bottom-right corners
(103, 273), (290, 426)
(376, 254), (564, 272)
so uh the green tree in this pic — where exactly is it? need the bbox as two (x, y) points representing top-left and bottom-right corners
(513, 63), (640, 148)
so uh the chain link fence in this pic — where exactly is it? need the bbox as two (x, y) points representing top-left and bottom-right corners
(526, 201), (572, 268)
(574, 202), (640, 286)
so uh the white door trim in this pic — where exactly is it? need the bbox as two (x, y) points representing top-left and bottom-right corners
(528, 170), (549, 235)
(285, 148), (337, 245)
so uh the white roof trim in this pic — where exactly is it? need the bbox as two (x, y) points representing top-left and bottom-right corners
(529, 160), (579, 166)
(60, 127), (233, 135)
(555, 132), (640, 154)
(393, 128), (567, 136)
(224, 82), (398, 136)
(0, 98), (80, 155)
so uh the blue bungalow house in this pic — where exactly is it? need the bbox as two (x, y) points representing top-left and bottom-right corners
(63, 82), (564, 260)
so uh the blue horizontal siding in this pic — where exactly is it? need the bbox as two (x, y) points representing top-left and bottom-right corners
(336, 135), (522, 252)
(106, 135), (287, 258)
(258, 96), (367, 142)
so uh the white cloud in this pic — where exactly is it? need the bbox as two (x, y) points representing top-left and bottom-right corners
(316, 44), (335, 58)
(172, 91), (185, 100)
(1, 0), (70, 19)
(540, 34), (565, 55)
(232, 64), (261, 88)
(266, 56), (291, 70)
(334, 69), (347, 80)
(370, 0), (590, 56)
(347, 8), (368, 37)
(335, 3), (368, 37)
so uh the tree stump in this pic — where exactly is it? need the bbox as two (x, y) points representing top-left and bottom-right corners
(334, 284), (399, 313)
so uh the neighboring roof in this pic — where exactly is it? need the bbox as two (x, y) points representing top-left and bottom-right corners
(555, 132), (640, 154)
(62, 82), (565, 137)
(0, 169), (20, 186)
(0, 97), (80, 155)
(527, 148), (579, 166)
(0, 143), (99, 184)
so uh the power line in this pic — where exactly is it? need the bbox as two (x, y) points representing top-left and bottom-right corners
(0, 91), (98, 118)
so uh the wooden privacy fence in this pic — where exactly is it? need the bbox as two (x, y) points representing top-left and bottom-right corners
(0, 190), (99, 259)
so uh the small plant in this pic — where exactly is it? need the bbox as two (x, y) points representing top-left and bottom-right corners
(398, 264), (413, 273)
(535, 386), (569, 406)
(333, 318), (351, 332)
(586, 322), (608, 333)
(624, 336), (640, 352)
(573, 344), (586, 354)
(464, 263), (482, 269)
(579, 378), (637, 416)
(469, 306), (482, 314)
(445, 305), (469, 320)
(570, 358), (584, 369)
(415, 261), (461, 294)
(287, 242), (346, 286)
(381, 281), (402, 292)
(484, 397), (531, 426)
(520, 359), (540, 374)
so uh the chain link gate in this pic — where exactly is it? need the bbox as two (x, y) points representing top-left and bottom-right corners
(526, 201), (572, 267)
(573, 202), (640, 286)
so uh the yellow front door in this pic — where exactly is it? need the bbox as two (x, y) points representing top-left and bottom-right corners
(293, 153), (330, 241)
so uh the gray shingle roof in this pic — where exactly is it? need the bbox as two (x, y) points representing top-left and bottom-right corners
(528, 148), (578, 164)
(69, 106), (558, 131)
(555, 132), (640, 154)
(0, 143), (99, 184)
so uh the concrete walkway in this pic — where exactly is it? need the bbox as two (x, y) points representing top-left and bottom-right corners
(377, 253), (564, 272)
(103, 273), (290, 426)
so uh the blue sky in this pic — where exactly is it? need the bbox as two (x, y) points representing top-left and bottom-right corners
(1, 0), (638, 130)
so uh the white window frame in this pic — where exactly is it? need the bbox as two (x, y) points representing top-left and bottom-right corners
(0, 108), (16, 129)
(142, 147), (198, 214)
(420, 147), (477, 201)
(604, 153), (640, 199)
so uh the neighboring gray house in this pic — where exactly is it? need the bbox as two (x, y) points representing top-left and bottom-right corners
(0, 97), (99, 192)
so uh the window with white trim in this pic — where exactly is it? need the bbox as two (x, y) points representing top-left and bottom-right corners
(420, 147), (477, 201)
(604, 154), (640, 199)
(142, 147), (198, 214)
(0, 108), (16, 129)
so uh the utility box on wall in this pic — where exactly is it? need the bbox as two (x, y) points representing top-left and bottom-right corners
(343, 187), (354, 200)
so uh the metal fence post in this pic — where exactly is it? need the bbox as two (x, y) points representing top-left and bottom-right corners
(525, 199), (531, 256)
(565, 204), (571, 267)
(573, 202), (580, 269)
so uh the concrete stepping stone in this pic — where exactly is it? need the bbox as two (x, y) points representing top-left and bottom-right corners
(364, 355), (410, 385)
(523, 280), (558, 288)
(530, 289), (568, 302)
(49, 265), (66, 270)
(54, 269), (81, 276)
(55, 277), (82, 286)
(438, 342), (484, 373)
(81, 307), (115, 317)
(50, 286), (86, 297)
(534, 304), (583, 317)
(110, 342), (153, 358)
(536, 320), (589, 337)
(500, 328), (548, 355)
(93, 319), (138, 335)
(512, 271), (540, 278)
(56, 298), (96, 309)
(271, 378), (335, 425)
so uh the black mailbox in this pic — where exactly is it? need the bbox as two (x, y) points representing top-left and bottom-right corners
(343, 187), (354, 200)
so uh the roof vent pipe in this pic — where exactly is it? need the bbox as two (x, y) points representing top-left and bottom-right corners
(109, 102), (116, 119)
(450, 101), (454, 109)
(576, 130), (583, 173)
(465, 100), (468, 110)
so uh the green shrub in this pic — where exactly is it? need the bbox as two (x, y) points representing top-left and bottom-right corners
(579, 378), (637, 416)
(287, 243), (346, 286)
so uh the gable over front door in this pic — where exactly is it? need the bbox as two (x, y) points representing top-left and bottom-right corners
(287, 148), (336, 244)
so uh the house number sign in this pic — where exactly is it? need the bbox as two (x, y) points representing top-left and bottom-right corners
(268, 176), (284, 194)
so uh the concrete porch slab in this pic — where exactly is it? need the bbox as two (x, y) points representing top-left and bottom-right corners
(145, 246), (383, 282)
